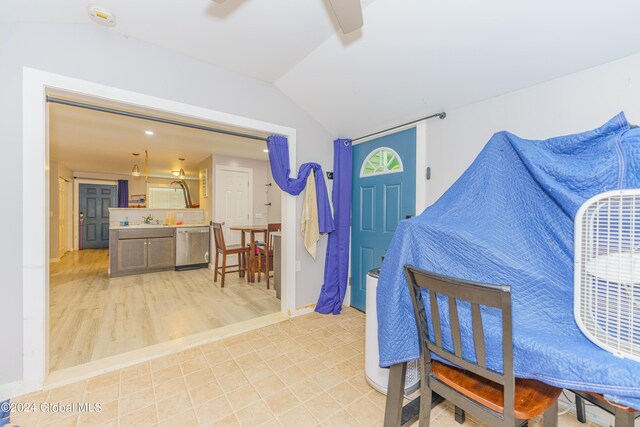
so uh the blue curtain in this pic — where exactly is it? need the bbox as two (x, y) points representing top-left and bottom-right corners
(267, 135), (334, 233)
(117, 180), (129, 208)
(315, 139), (353, 314)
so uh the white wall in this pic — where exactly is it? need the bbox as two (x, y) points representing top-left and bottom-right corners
(424, 52), (640, 208)
(198, 155), (214, 223)
(267, 166), (282, 224)
(0, 22), (333, 387)
(198, 155), (215, 266)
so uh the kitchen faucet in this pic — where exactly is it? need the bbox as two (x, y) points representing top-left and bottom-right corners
(142, 214), (154, 224)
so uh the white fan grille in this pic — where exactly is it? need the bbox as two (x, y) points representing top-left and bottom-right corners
(575, 190), (640, 361)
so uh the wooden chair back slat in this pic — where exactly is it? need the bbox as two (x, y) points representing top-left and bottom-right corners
(212, 222), (226, 253)
(471, 303), (487, 368)
(266, 223), (281, 252)
(448, 297), (463, 358)
(429, 291), (443, 347)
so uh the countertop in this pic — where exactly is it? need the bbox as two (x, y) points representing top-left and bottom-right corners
(110, 223), (210, 230)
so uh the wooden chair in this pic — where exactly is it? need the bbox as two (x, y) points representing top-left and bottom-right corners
(573, 390), (639, 427)
(212, 222), (250, 288)
(257, 223), (281, 289)
(401, 265), (561, 427)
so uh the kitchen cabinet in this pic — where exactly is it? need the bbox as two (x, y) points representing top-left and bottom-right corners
(147, 237), (175, 268)
(110, 228), (176, 277)
(116, 238), (148, 271)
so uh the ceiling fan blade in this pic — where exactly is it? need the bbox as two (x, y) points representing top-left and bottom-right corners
(327, 0), (363, 34)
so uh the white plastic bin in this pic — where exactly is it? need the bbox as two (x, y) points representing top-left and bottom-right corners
(365, 268), (420, 394)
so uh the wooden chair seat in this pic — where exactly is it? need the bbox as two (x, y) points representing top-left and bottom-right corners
(432, 361), (562, 420)
(224, 244), (250, 253)
(257, 246), (272, 256)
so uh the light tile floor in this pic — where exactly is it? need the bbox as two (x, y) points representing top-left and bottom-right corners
(10, 309), (604, 427)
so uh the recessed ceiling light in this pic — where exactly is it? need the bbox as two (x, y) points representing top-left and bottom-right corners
(88, 6), (116, 27)
(263, 149), (269, 153)
(145, 130), (154, 136)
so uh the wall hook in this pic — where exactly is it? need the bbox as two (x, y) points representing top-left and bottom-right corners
(326, 171), (334, 180)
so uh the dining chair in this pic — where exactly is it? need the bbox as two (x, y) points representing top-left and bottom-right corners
(403, 265), (561, 427)
(572, 390), (639, 427)
(212, 222), (250, 288)
(257, 223), (281, 289)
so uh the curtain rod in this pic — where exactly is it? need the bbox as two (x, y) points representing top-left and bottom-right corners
(73, 177), (118, 182)
(351, 112), (446, 143)
(46, 96), (269, 142)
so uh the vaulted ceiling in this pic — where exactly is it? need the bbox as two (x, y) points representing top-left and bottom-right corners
(4, 0), (640, 137)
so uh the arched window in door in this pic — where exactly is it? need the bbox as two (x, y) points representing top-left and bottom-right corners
(360, 147), (404, 177)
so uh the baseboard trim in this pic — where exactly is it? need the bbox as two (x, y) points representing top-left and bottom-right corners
(0, 380), (25, 401)
(292, 304), (316, 317)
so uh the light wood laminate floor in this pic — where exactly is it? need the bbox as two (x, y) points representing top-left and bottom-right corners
(50, 249), (280, 372)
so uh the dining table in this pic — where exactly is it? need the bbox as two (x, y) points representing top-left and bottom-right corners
(229, 225), (268, 282)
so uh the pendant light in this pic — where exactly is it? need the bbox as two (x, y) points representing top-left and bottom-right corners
(131, 153), (141, 177)
(178, 158), (186, 180)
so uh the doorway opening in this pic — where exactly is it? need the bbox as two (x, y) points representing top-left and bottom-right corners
(23, 68), (297, 393)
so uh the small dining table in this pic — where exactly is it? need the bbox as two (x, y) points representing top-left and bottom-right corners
(229, 225), (268, 282)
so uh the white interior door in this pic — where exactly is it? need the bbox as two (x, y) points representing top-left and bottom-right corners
(58, 177), (67, 257)
(215, 166), (253, 249)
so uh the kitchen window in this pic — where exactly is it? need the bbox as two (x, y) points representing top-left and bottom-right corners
(147, 184), (187, 209)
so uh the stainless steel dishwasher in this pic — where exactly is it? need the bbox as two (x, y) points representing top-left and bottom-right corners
(175, 226), (210, 270)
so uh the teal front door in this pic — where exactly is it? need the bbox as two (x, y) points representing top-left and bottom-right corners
(350, 128), (416, 311)
(79, 184), (117, 249)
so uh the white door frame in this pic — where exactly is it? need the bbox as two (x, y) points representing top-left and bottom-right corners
(66, 181), (73, 254)
(57, 177), (67, 259)
(73, 178), (118, 251)
(214, 164), (254, 227)
(345, 122), (427, 307)
(22, 67), (298, 394)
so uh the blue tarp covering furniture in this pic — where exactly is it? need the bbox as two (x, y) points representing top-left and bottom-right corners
(0, 400), (9, 427)
(377, 113), (640, 408)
